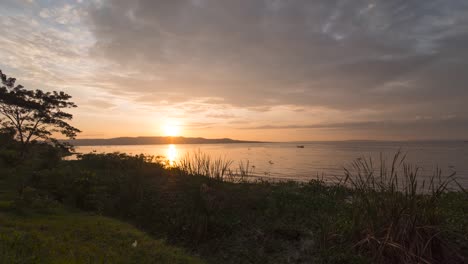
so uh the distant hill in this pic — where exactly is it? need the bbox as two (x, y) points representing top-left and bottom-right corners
(66, 136), (263, 146)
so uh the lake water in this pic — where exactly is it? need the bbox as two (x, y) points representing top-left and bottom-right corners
(75, 141), (468, 187)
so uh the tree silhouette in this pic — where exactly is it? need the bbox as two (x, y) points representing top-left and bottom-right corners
(0, 70), (80, 150)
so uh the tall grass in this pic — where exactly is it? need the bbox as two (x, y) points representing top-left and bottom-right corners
(341, 151), (463, 263)
(177, 150), (255, 182)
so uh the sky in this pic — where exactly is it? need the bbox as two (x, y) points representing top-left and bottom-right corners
(1, 0), (468, 141)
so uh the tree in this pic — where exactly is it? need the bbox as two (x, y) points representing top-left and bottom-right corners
(0, 69), (80, 151)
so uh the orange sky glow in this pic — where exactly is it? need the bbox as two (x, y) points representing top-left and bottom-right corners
(1, 0), (468, 141)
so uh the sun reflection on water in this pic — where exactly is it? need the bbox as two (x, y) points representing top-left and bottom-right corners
(166, 144), (178, 166)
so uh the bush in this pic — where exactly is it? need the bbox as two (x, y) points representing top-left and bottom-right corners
(13, 186), (59, 213)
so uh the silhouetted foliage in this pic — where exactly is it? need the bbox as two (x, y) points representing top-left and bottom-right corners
(19, 152), (465, 264)
(0, 127), (19, 166)
(0, 126), (16, 144)
(0, 69), (80, 151)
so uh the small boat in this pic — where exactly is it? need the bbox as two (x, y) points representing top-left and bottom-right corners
(296, 145), (305, 148)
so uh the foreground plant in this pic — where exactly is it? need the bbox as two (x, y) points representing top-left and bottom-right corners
(177, 150), (254, 182)
(340, 151), (464, 264)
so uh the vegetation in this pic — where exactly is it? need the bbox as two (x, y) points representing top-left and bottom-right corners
(1, 147), (465, 263)
(0, 208), (204, 264)
(339, 153), (465, 263)
(0, 70), (80, 152)
(0, 70), (202, 264)
(0, 143), (203, 264)
(0, 70), (466, 263)
(178, 150), (254, 181)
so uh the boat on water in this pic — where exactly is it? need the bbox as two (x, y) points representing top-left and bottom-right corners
(296, 145), (305, 148)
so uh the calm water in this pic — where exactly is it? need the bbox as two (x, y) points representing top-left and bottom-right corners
(75, 141), (468, 187)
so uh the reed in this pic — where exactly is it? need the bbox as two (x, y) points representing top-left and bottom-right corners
(177, 151), (257, 182)
(178, 150), (234, 180)
(340, 151), (463, 263)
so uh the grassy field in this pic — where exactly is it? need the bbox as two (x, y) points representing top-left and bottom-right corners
(0, 175), (203, 264)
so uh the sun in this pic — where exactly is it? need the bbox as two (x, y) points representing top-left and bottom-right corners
(163, 123), (180, 137)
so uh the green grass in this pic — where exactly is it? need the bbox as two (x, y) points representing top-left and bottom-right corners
(0, 208), (204, 264)
(0, 172), (203, 264)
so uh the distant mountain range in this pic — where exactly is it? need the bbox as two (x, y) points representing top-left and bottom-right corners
(66, 136), (263, 146)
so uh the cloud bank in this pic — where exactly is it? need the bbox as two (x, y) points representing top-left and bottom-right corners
(1, 0), (467, 139)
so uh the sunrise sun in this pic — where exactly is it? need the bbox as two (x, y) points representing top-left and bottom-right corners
(162, 123), (181, 137)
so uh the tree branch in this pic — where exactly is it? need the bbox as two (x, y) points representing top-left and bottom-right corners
(24, 118), (42, 145)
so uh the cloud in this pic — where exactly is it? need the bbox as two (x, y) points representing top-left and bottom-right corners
(0, 1), (95, 89)
(240, 117), (468, 139)
(206, 113), (236, 119)
(85, 0), (468, 112)
(39, 4), (86, 25)
(241, 117), (467, 130)
(86, 99), (116, 109)
(1, 0), (468, 139)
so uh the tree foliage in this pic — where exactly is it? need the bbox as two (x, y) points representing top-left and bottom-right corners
(0, 69), (80, 150)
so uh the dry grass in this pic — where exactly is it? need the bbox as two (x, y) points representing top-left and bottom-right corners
(341, 151), (463, 264)
(177, 150), (254, 182)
